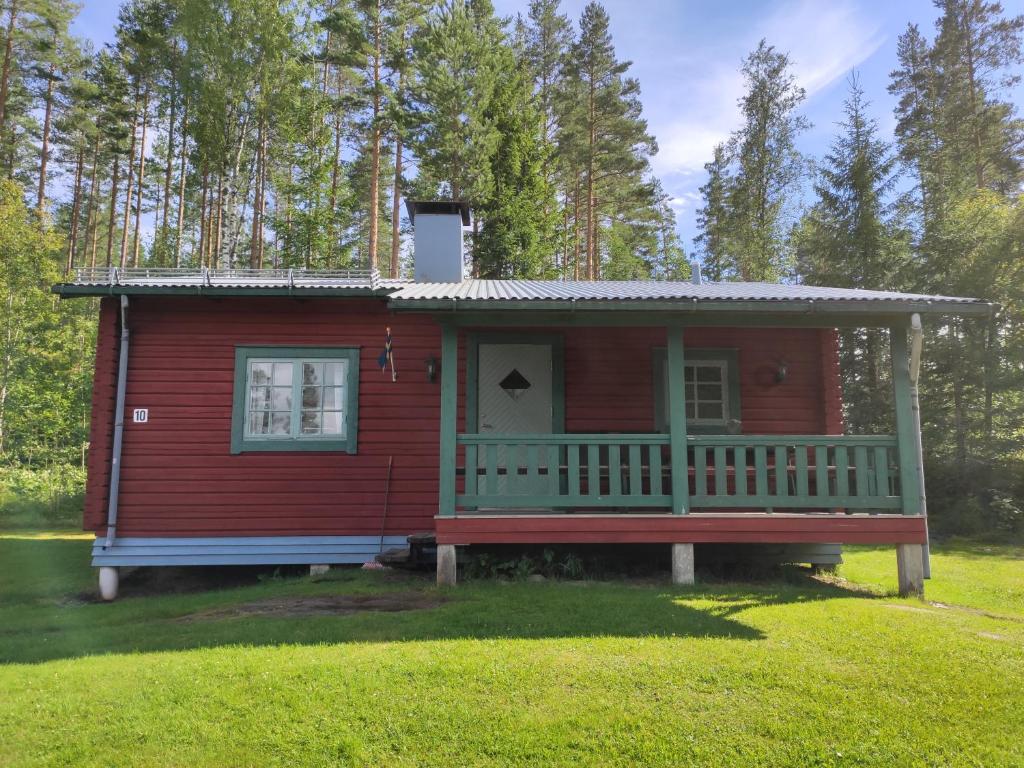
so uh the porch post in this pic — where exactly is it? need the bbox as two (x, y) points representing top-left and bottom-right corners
(439, 323), (458, 517)
(891, 326), (925, 597)
(666, 325), (689, 515)
(890, 326), (923, 517)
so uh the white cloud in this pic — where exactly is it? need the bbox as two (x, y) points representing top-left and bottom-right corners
(649, 0), (885, 178)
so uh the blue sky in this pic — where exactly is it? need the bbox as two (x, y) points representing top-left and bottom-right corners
(73, 0), (1024, 248)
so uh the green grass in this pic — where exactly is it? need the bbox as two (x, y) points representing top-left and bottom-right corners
(0, 534), (1022, 767)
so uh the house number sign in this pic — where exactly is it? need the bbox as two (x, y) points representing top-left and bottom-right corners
(133, 408), (149, 423)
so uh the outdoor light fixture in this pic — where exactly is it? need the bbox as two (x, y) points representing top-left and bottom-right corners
(775, 361), (789, 384)
(426, 356), (438, 383)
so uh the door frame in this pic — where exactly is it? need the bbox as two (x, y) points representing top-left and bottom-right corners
(465, 332), (566, 435)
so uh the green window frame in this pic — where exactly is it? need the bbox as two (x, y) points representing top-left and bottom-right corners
(653, 347), (741, 434)
(230, 346), (360, 454)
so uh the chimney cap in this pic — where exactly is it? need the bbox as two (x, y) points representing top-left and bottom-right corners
(405, 199), (471, 226)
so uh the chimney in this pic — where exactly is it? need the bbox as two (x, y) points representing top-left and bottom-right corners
(406, 200), (471, 283)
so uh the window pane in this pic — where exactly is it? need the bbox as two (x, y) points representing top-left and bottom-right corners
(248, 411), (270, 434)
(322, 386), (344, 410)
(250, 362), (272, 386)
(698, 402), (723, 421)
(302, 386), (321, 409)
(697, 366), (722, 382)
(248, 386), (270, 411)
(697, 383), (723, 401)
(301, 410), (321, 434)
(272, 363), (292, 386)
(324, 362), (347, 385)
(271, 412), (291, 435)
(685, 402), (695, 419)
(322, 411), (343, 435)
(303, 362), (323, 385)
(271, 386), (292, 410)
(684, 367), (694, 382)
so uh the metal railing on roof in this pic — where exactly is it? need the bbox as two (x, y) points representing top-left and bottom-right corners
(70, 266), (384, 289)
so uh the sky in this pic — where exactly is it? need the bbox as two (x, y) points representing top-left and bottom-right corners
(72, 0), (1024, 249)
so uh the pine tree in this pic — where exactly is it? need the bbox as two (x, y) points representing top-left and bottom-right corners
(796, 75), (910, 433)
(563, 2), (655, 279)
(726, 39), (808, 282)
(474, 46), (555, 278)
(693, 143), (731, 281)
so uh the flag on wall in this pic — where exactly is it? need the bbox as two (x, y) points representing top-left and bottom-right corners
(378, 327), (397, 381)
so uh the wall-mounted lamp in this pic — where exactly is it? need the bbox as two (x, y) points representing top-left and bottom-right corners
(425, 356), (439, 383)
(775, 361), (789, 384)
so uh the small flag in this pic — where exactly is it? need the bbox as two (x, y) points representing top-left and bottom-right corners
(378, 327), (397, 381)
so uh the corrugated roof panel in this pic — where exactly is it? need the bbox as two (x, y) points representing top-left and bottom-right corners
(388, 279), (985, 306)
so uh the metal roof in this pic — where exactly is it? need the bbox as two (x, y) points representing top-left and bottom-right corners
(54, 269), (990, 315)
(56, 267), (403, 296)
(387, 279), (991, 315)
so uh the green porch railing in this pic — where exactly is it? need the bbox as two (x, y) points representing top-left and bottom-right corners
(688, 435), (901, 510)
(457, 433), (672, 509)
(454, 433), (902, 512)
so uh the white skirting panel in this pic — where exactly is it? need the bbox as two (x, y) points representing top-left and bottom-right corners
(91, 535), (409, 567)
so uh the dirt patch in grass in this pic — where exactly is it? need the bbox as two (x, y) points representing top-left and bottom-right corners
(177, 591), (446, 622)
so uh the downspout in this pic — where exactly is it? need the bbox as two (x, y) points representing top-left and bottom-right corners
(909, 313), (930, 578)
(105, 295), (130, 549)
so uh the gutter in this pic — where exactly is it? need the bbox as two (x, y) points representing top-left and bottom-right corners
(909, 313), (931, 578)
(104, 295), (130, 549)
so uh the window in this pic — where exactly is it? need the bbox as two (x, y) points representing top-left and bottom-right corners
(231, 347), (359, 453)
(653, 348), (740, 434)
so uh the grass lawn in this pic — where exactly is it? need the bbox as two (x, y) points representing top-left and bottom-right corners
(0, 533), (1021, 767)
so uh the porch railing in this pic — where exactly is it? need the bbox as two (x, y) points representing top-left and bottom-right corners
(458, 434), (672, 509)
(688, 435), (901, 510)
(454, 433), (902, 512)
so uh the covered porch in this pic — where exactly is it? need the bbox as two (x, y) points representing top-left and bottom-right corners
(428, 309), (928, 594)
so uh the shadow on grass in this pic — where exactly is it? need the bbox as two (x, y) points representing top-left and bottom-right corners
(0, 536), (882, 666)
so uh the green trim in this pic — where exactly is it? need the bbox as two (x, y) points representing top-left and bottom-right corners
(890, 328), (924, 516)
(666, 326), (689, 515)
(438, 324), (458, 516)
(230, 346), (360, 454)
(464, 332), (566, 434)
(420, 311), (927, 329)
(653, 347), (741, 435)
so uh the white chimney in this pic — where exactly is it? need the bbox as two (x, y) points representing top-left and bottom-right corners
(406, 200), (471, 283)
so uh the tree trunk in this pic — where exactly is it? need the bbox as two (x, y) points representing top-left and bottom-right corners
(174, 97), (188, 267)
(366, 0), (383, 271)
(132, 89), (150, 267)
(328, 106), (341, 266)
(37, 59), (56, 211)
(162, 76), (176, 241)
(585, 75), (597, 281)
(84, 133), (101, 269)
(0, 0), (17, 141)
(66, 146), (85, 274)
(214, 171), (224, 267)
(119, 83), (141, 268)
(198, 166), (209, 266)
(250, 118), (264, 268)
(390, 133), (403, 279)
(105, 154), (120, 268)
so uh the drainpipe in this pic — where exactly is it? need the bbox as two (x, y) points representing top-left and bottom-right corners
(105, 295), (130, 549)
(909, 313), (930, 578)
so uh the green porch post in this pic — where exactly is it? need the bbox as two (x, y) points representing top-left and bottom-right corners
(667, 325), (690, 515)
(439, 323), (458, 517)
(890, 326), (923, 517)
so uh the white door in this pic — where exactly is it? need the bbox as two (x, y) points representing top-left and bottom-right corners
(477, 343), (554, 496)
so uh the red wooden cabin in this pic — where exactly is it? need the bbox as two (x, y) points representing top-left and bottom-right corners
(56, 201), (990, 599)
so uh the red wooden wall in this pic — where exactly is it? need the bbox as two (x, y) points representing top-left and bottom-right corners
(83, 297), (842, 537)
